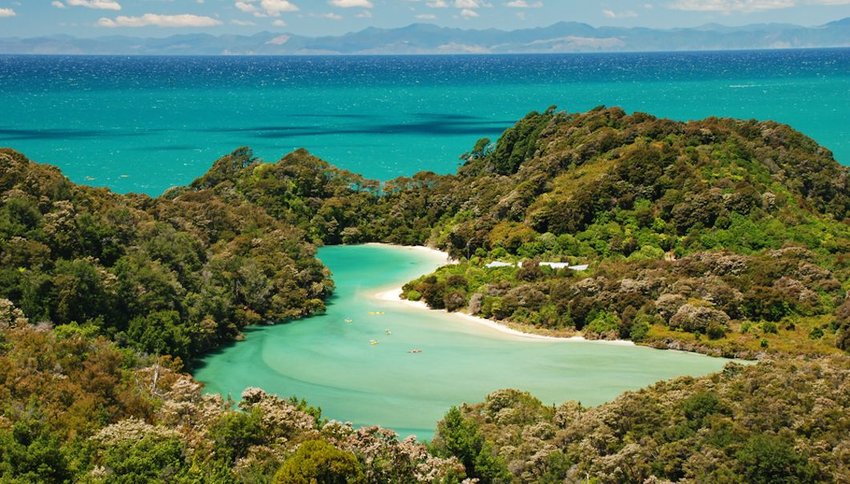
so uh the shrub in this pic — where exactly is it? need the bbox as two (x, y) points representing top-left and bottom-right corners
(209, 409), (264, 464)
(835, 298), (850, 351)
(706, 322), (727, 340)
(669, 304), (730, 335)
(681, 391), (726, 428)
(629, 318), (651, 342)
(735, 434), (816, 484)
(743, 286), (792, 322)
(444, 291), (467, 312)
(273, 440), (363, 484)
(431, 407), (509, 483)
(102, 435), (188, 483)
(585, 311), (621, 336)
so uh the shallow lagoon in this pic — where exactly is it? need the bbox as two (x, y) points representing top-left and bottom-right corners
(195, 245), (732, 440)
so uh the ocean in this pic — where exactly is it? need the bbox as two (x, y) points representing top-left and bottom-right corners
(1, 49), (849, 195)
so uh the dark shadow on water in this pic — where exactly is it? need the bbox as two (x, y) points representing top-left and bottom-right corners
(189, 294), (341, 373)
(0, 127), (172, 141)
(200, 125), (317, 133)
(237, 121), (512, 139)
(0, 127), (125, 140)
(324, 291), (342, 309)
(414, 112), (487, 120)
(188, 325), (271, 372)
(199, 114), (513, 138)
(290, 113), (373, 119)
(371, 120), (511, 136)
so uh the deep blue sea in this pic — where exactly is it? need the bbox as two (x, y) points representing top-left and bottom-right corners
(1, 50), (849, 195)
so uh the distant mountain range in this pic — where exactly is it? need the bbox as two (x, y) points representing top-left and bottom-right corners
(3, 19), (850, 55)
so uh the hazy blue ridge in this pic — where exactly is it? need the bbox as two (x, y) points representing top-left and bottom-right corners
(2, 19), (850, 55)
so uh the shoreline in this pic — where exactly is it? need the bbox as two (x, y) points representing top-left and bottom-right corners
(374, 284), (634, 346)
(334, 244), (752, 359)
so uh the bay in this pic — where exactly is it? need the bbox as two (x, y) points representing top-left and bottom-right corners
(195, 244), (732, 440)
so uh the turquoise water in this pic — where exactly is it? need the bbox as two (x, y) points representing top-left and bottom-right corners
(0, 53), (819, 438)
(2, 50), (850, 195)
(195, 245), (732, 440)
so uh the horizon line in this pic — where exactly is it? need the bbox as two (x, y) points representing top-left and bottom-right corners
(1, 16), (848, 41)
(3, 46), (850, 58)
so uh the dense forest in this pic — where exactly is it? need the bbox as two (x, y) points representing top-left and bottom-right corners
(2, 106), (850, 482)
(431, 356), (850, 483)
(0, 314), (462, 482)
(395, 107), (850, 358)
(0, 147), (330, 363)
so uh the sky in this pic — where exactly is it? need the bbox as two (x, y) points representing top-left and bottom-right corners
(1, 0), (850, 38)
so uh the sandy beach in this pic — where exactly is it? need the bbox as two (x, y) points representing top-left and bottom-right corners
(366, 243), (634, 345)
(363, 242), (454, 264)
(373, 279), (634, 346)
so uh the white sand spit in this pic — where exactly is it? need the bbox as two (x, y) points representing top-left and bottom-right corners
(374, 284), (633, 346)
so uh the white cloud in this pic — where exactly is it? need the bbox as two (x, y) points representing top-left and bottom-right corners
(506, 0), (542, 7)
(272, 18), (287, 26)
(67, 0), (122, 10)
(322, 11), (343, 19)
(51, 1), (66, 8)
(231, 18), (255, 25)
(416, 13), (437, 19)
(451, 0), (491, 18)
(426, 0), (448, 7)
(330, 0), (373, 7)
(97, 13), (222, 27)
(262, 0), (299, 14)
(356, 10), (373, 17)
(669, 0), (794, 12)
(235, 0), (298, 17)
(603, 8), (638, 17)
(235, 1), (256, 14)
(0, 7), (15, 17)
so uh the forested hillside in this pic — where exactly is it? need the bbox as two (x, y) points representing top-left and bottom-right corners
(0, 148), (465, 482)
(181, 108), (850, 357)
(0, 315), (461, 482)
(431, 356), (850, 483)
(392, 107), (850, 357)
(0, 148), (330, 362)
